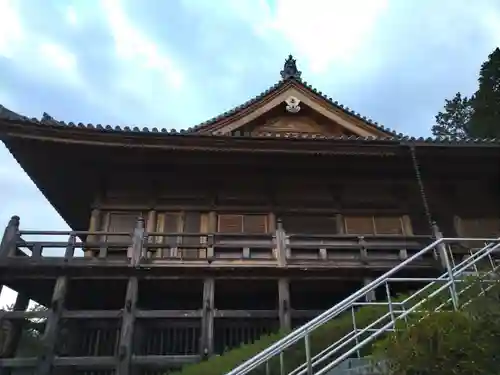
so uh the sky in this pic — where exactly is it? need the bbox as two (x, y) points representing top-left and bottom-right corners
(0, 0), (500, 306)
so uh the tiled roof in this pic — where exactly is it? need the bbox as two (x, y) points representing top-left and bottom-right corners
(0, 55), (499, 146)
(0, 104), (499, 146)
(187, 77), (401, 136)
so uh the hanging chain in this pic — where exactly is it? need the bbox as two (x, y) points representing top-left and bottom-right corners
(409, 145), (434, 235)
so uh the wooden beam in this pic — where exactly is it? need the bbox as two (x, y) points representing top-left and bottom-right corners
(278, 278), (291, 331)
(36, 275), (68, 375)
(364, 278), (375, 302)
(200, 278), (215, 357)
(85, 208), (101, 257)
(0, 291), (30, 359)
(116, 276), (138, 375)
(0, 216), (20, 259)
(275, 219), (287, 267)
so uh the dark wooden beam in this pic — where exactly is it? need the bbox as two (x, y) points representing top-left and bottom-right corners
(0, 291), (30, 359)
(201, 278), (215, 357)
(278, 278), (291, 330)
(36, 275), (68, 375)
(116, 276), (138, 375)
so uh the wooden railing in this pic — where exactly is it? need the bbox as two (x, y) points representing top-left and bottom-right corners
(0, 215), (436, 268)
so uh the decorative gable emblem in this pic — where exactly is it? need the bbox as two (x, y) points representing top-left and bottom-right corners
(285, 96), (301, 113)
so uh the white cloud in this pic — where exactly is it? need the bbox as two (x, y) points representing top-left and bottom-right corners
(100, 0), (185, 90)
(0, 0), (25, 59)
(262, 0), (388, 74)
(37, 42), (82, 85)
(65, 5), (79, 26)
(0, 0), (83, 88)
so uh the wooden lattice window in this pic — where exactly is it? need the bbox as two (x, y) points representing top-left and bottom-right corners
(458, 217), (500, 237)
(218, 214), (268, 233)
(105, 212), (144, 243)
(344, 216), (404, 235)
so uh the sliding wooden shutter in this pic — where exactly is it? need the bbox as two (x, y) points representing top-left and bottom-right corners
(182, 212), (202, 258)
(218, 214), (244, 233)
(374, 217), (403, 235)
(344, 216), (374, 235)
(106, 212), (142, 243)
(243, 215), (267, 233)
(218, 214), (268, 233)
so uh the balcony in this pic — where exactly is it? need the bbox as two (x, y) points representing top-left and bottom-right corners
(0, 216), (437, 272)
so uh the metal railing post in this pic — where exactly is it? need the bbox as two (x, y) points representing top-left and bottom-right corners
(0, 215), (20, 259)
(432, 223), (459, 310)
(304, 330), (313, 375)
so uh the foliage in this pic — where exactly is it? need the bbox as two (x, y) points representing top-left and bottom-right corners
(0, 303), (46, 357)
(431, 92), (473, 139)
(432, 47), (500, 139)
(172, 289), (436, 375)
(468, 47), (500, 139)
(375, 279), (500, 375)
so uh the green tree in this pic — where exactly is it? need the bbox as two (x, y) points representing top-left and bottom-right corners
(431, 92), (473, 139)
(469, 47), (500, 138)
(0, 304), (46, 357)
(432, 47), (500, 139)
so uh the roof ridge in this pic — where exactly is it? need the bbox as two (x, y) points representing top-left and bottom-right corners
(0, 107), (499, 145)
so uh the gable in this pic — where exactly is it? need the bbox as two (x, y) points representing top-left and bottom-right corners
(211, 85), (386, 138)
(244, 113), (357, 138)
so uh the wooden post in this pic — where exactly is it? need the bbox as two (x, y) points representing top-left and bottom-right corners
(275, 219), (287, 267)
(117, 276), (138, 375)
(364, 278), (376, 302)
(200, 278), (215, 357)
(146, 210), (156, 258)
(130, 217), (145, 267)
(0, 215), (20, 259)
(207, 212), (217, 259)
(85, 208), (101, 257)
(278, 278), (291, 331)
(0, 291), (30, 359)
(37, 276), (68, 375)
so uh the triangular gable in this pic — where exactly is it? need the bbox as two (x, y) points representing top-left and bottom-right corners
(191, 56), (395, 138)
(216, 84), (388, 137)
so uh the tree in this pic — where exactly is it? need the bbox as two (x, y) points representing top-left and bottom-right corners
(431, 92), (473, 139)
(469, 47), (500, 138)
(432, 47), (500, 139)
(0, 304), (46, 357)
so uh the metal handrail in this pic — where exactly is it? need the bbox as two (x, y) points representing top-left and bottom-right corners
(287, 241), (500, 375)
(308, 243), (500, 375)
(225, 237), (500, 375)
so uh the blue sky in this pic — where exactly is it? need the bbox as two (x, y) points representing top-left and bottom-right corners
(0, 0), (499, 305)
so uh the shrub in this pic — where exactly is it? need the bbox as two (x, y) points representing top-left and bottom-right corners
(375, 280), (500, 375)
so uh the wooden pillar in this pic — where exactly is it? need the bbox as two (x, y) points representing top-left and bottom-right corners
(275, 219), (287, 267)
(0, 291), (30, 359)
(37, 276), (68, 375)
(200, 278), (215, 357)
(0, 215), (20, 259)
(117, 276), (138, 375)
(278, 278), (291, 331)
(130, 218), (145, 267)
(85, 208), (101, 257)
(146, 210), (157, 258)
(336, 214), (345, 234)
(364, 278), (376, 302)
(207, 211), (217, 259)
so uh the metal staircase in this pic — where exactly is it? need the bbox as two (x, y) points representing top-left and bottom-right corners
(224, 235), (500, 375)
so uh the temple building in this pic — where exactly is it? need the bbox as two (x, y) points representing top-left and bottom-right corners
(0, 55), (499, 375)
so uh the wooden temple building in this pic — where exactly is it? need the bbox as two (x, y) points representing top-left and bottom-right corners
(0, 55), (499, 375)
